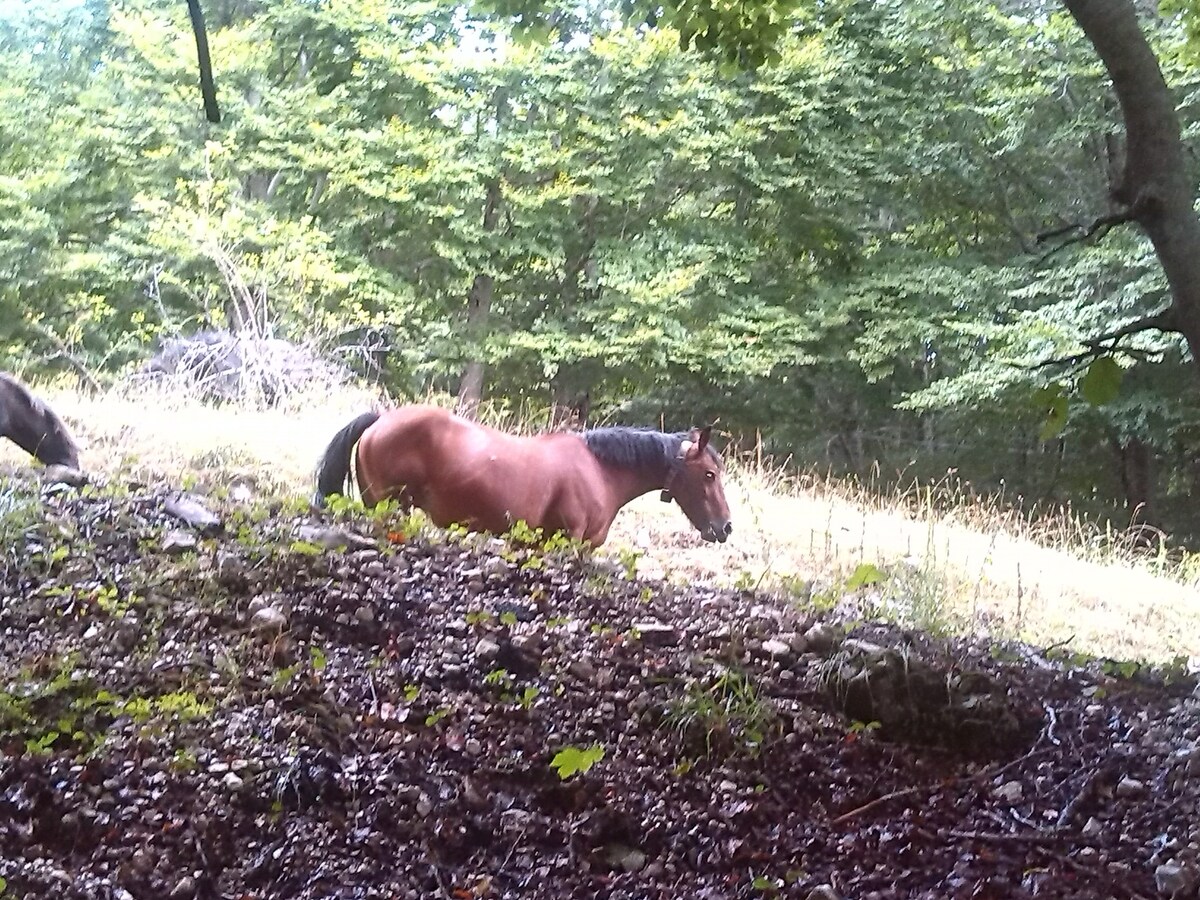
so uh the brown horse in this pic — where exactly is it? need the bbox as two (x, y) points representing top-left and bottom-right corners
(314, 404), (732, 546)
(0, 374), (80, 468)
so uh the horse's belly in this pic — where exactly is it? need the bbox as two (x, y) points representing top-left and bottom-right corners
(422, 451), (560, 530)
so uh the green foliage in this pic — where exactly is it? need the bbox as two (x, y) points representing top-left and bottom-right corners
(549, 743), (606, 780)
(845, 563), (885, 591)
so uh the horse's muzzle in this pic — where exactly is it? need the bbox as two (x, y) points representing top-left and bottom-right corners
(702, 521), (733, 543)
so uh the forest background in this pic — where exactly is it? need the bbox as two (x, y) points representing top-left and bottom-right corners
(4, 0), (1200, 544)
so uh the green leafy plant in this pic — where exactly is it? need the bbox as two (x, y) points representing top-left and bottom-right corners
(550, 743), (606, 780)
(665, 666), (778, 757)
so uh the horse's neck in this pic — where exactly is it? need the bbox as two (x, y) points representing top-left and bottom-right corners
(598, 458), (669, 511)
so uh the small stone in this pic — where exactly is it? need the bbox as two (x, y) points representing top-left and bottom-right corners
(761, 638), (792, 658)
(632, 621), (679, 646)
(1081, 816), (1103, 837)
(995, 780), (1023, 803)
(806, 886), (841, 900)
(803, 622), (840, 654)
(569, 658), (597, 682)
(164, 493), (221, 535)
(170, 876), (197, 899)
(416, 793), (434, 817)
(162, 529), (198, 554)
(482, 557), (509, 579)
(511, 632), (543, 657)
(294, 523), (373, 550)
(475, 637), (501, 661)
(355, 605), (375, 623)
(222, 772), (245, 791)
(1115, 776), (1144, 798)
(250, 606), (288, 635)
(606, 844), (647, 873)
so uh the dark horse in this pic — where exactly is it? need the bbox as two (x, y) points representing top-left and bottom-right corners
(0, 373), (80, 468)
(314, 404), (732, 546)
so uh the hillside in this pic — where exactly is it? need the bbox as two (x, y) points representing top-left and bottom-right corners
(1, 467), (1196, 899)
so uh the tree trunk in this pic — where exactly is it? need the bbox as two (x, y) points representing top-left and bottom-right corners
(1061, 0), (1200, 360)
(1110, 434), (1157, 526)
(456, 178), (503, 417)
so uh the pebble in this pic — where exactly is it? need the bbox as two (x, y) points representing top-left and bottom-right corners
(761, 638), (792, 658)
(250, 606), (288, 635)
(475, 637), (501, 660)
(803, 622), (840, 654)
(162, 529), (198, 554)
(632, 621), (679, 646)
(1115, 776), (1144, 798)
(995, 780), (1023, 803)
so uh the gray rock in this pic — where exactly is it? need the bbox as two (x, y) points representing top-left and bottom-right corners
(250, 606), (288, 635)
(1115, 776), (1144, 798)
(761, 638), (793, 659)
(475, 637), (501, 661)
(632, 621), (679, 646)
(295, 523), (374, 550)
(164, 493), (221, 535)
(162, 529), (198, 554)
(995, 780), (1023, 803)
(1156, 860), (1196, 898)
(803, 622), (841, 654)
(806, 886), (841, 900)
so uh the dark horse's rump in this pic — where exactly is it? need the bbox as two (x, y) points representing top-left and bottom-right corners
(0, 374), (80, 468)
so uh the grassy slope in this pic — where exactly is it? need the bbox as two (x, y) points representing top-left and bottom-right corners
(5, 382), (1198, 662)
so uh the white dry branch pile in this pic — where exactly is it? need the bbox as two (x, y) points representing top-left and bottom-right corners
(134, 329), (349, 407)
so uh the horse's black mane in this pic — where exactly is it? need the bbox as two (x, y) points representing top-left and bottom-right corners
(582, 427), (689, 471)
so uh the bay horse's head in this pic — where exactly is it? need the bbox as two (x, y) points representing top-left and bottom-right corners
(663, 426), (732, 543)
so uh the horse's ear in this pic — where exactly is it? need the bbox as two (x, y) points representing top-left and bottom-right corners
(694, 425), (712, 454)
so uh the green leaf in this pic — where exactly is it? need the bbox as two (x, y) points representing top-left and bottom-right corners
(309, 645), (327, 672)
(1079, 356), (1122, 407)
(550, 743), (606, 780)
(846, 563), (885, 591)
(1034, 385), (1069, 442)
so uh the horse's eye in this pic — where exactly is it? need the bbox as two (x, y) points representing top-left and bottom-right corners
(705, 471), (715, 481)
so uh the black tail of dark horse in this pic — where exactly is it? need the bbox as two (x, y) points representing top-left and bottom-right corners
(0, 374), (80, 468)
(313, 411), (381, 506)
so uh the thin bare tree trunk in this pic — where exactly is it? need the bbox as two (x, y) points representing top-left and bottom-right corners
(456, 178), (503, 417)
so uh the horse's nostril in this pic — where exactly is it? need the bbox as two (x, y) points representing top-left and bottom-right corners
(724, 522), (733, 536)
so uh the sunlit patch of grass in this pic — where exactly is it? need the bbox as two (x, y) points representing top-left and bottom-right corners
(3, 382), (1198, 662)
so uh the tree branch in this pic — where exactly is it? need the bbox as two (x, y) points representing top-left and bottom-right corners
(1026, 310), (1176, 371)
(1034, 204), (1141, 263)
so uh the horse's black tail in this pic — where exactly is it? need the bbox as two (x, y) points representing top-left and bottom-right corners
(314, 411), (381, 506)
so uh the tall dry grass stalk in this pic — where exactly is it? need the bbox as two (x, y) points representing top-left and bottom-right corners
(3, 381), (1197, 662)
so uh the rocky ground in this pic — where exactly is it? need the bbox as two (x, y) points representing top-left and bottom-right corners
(1, 467), (1198, 900)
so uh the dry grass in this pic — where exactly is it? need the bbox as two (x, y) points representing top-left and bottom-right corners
(5, 381), (1199, 663)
